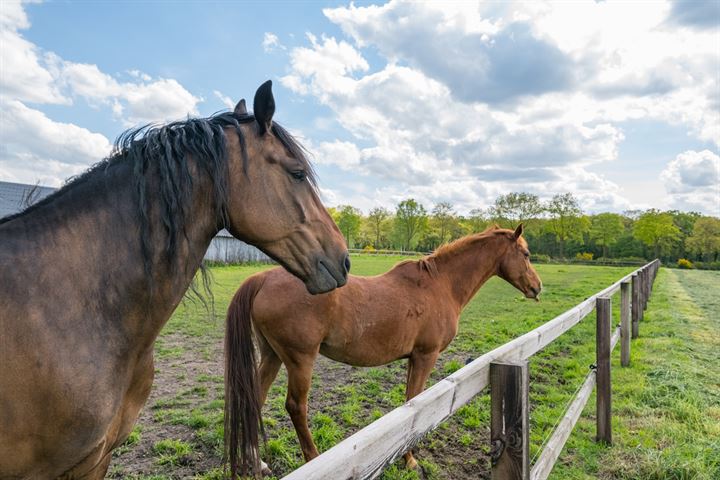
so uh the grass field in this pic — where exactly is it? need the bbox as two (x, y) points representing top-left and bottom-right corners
(109, 258), (720, 480)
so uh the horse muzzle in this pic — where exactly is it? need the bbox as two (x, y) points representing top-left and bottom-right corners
(305, 252), (350, 294)
(526, 284), (542, 302)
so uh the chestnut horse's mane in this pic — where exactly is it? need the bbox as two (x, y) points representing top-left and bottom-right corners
(395, 225), (506, 279)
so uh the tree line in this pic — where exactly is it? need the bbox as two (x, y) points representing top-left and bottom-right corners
(328, 192), (720, 268)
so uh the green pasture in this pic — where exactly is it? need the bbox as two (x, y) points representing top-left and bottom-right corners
(110, 258), (720, 480)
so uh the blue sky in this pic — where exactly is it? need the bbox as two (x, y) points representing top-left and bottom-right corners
(1, 0), (718, 216)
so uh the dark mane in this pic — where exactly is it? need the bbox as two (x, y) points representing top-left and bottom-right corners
(0, 112), (316, 279)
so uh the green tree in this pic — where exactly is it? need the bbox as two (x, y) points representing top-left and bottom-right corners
(590, 213), (624, 258)
(366, 207), (391, 249)
(491, 192), (543, 227)
(668, 210), (701, 259)
(633, 210), (681, 258)
(466, 208), (490, 233)
(336, 205), (362, 247)
(394, 199), (428, 251)
(431, 201), (457, 245)
(686, 217), (720, 261)
(545, 193), (589, 258)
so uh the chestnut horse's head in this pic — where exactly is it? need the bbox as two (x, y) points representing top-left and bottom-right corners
(497, 224), (542, 300)
(224, 81), (349, 294)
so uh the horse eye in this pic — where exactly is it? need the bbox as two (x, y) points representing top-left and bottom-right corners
(290, 170), (306, 181)
(523, 251), (530, 258)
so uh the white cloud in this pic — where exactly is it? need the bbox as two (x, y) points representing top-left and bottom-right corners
(1, 1), (201, 126)
(279, 0), (719, 215)
(0, 98), (112, 186)
(325, 2), (575, 104)
(281, 33), (369, 102)
(661, 150), (720, 192)
(213, 90), (236, 110)
(61, 62), (200, 126)
(0, 1), (68, 104)
(0, 1), (203, 187)
(262, 32), (285, 52)
(315, 140), (362, 168)
(661, 150), (720, 215)
(281, 35), (625, 210)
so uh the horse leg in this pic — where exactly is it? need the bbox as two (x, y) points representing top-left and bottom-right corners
(284, 352), (320, 462)
(403, 350), (440, 469)
(256, 336), (282, 476)
(258, 333), (283, 408)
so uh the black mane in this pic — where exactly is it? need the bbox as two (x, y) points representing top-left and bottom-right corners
(0, 111), (316, 278)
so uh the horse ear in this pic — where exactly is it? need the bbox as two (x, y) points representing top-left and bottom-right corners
(234, 99), (247, 116)
(253, 80), (275, 135)
(513, 223), (524, 240)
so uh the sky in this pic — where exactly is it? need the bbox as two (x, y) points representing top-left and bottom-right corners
(1, 0), (719, 216)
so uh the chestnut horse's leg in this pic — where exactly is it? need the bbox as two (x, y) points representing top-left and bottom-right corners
(258, 340), (283, 408)
(284, 351), (321, 462)
(256, 334), (283, 475)
(403, 350), (440, 469)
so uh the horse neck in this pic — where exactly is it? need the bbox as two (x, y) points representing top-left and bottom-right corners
(6, 162), (219, 351)
(433, 235), (507, 310)
(137, 169), (220, 341)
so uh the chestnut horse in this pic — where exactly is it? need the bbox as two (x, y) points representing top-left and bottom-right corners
(0, 81), (349, 479)
(225, 225), (542, 474)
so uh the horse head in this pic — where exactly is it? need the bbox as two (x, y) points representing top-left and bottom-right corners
(224, 81), (350, 294)
(496, 224), (542, 301)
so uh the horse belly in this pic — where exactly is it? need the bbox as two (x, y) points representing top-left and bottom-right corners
(320, 319), (414, 367)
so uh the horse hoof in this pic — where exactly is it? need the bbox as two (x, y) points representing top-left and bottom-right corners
(261, 460), (273, 476)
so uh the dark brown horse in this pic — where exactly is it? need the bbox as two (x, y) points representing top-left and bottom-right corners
(225, 225), (542, 474)
(0, 81), (349, 479)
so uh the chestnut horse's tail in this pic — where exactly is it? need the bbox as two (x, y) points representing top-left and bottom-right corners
(224, 273), (265, 478)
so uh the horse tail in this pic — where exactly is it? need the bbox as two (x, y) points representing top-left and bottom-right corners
(224, 273), (265, 478)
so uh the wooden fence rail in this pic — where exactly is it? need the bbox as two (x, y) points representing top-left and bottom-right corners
(281, 260), (661, 480)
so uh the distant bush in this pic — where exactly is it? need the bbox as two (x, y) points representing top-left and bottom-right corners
(677, 258), (694, 269)
(575, 252), (594, 261)
(531, 254), (551, 263)
(694, 261), (720, 270)
(363, 245), (376, 252)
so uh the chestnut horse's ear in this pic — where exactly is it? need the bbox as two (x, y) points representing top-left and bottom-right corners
(253, 80), (275, 135)
(234, 99), (247, 116)
(513, 223), (524, 240)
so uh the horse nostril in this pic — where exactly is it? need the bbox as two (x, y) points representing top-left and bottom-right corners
(343, 254), (351, 274)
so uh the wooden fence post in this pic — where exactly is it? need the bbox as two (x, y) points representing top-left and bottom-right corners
(643, 268), (650, 309)
(631, 273), (640, 339)
(651, 260), (659, 290)
(620, 281), (631, 367)
(490, 361), (529, 480)
(639, 269), (646, 321)
(596, 296), (612, 445)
